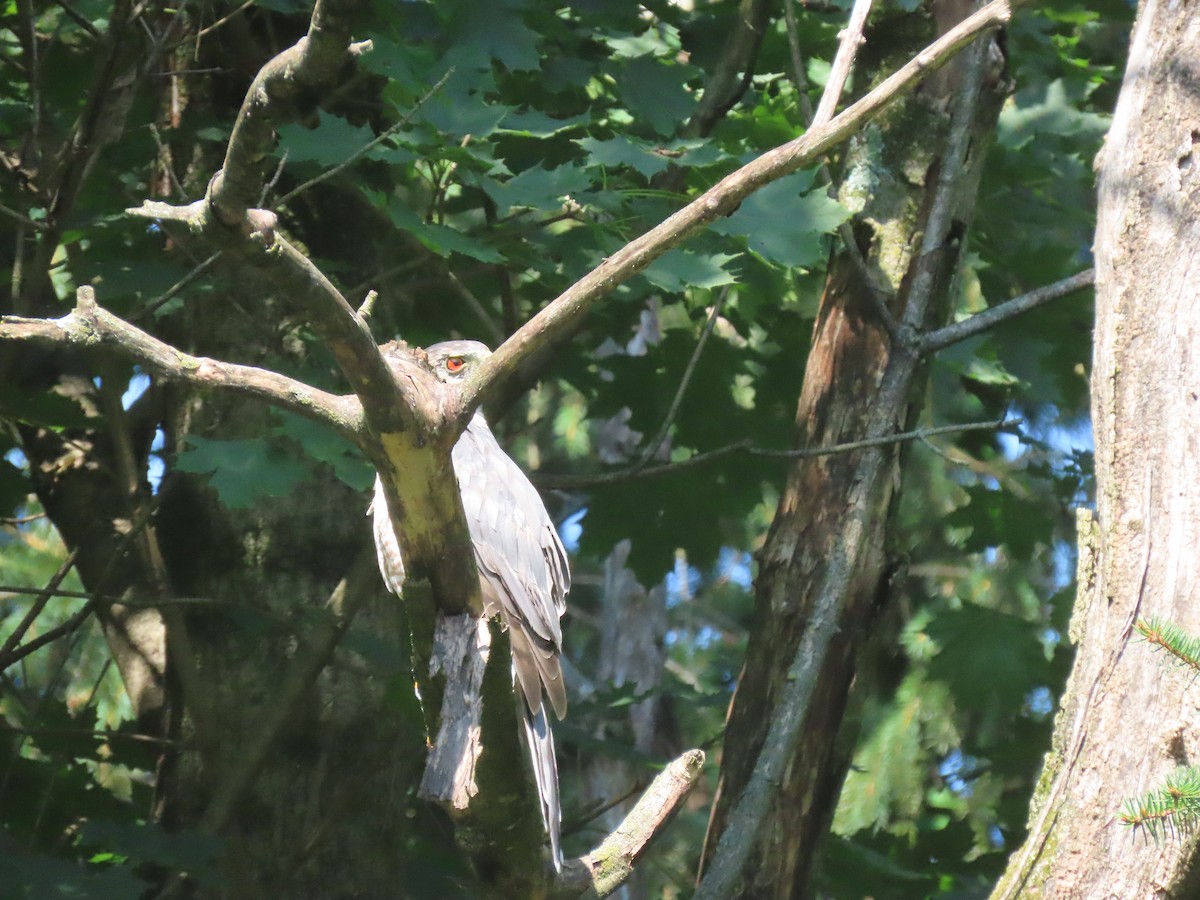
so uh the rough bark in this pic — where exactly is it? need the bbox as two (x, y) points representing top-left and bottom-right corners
(992, 3), (1200, 896)
(701, 5), (1008, 895)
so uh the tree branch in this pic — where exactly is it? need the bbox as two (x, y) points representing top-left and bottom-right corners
(811, 0), (873, 127)
(466, 0), (1020, 416)
(555, 749), (706, 898)
(0, 549), (78, 664)
(122, 0), (484, 619)
(638, 288), (729, 467)
(919, 268), (1095, 354)
(0, 597), (96, 671)
(0, 287), (363, 445)
(207, 0), (360, 224)
(682, 0), (771, 138)
(693, 34), (998, 900)
(536, 417), (1020, 490)
(123, 200), (403, 436)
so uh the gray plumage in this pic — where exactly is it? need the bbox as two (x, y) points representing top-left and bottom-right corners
(370, 340), (570, 870)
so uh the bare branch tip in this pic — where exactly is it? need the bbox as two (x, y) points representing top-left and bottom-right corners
(126, 198), (205, 224)
(358, 290), (379, 320)
(75, 285), (97, 313)
(245, 208), (279, 240)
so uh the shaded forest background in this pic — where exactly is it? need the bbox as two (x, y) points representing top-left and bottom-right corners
(0, 0), (1133, 896)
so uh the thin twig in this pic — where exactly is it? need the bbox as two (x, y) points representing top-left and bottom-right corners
(0, 585), (242, 607)
(1, 512), (48, 525)
(783, 0), (808, 94)
(0, 599), (97, 670)
(274, 68), (453, 208)
(537, 417), (1020, 490)
(131, 253), (221, 321)
(920, 268), (1095, 354)
(195, 0), (254, 40)
(638, 287), (730, 467)
(0, 724), (179, 747)
(812, 0), (874, 127)
(53, 0), (102, 37)
(445, 270), (505, 347)
(0, 201), (46, 231)
(562, 782), (645, 838)
(258, 150), (289, 206)
(347, 257), (425, 299)
(148, 122), (187, 199)
(749, 415), (1018, 457)
(0, 549), (79, 662)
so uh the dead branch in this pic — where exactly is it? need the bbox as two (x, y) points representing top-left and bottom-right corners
(0, 287), (362, 444)
(920, 268), (1095, 354)
(463, 0), (1022, 417)
(555, 750), (706, 898)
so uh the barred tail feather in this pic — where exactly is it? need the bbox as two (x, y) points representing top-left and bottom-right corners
(522, 703), (563, 872)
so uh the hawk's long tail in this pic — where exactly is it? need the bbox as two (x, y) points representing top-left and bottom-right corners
(521, 703), (563, 871)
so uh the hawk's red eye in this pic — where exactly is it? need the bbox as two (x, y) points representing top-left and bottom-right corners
(446, 357), (465, 373)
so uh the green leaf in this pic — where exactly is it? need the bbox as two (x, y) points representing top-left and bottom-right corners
(615, 55), (697, 137)
(175, 436), (307, 509)
(999, 79), (1110, 150)
(712, 170), (850, 268)
(385, 204), (503, 263)
(602, 23), (683, 59)
(478, 164), (592, 215)
(642, 250), (740, 292)
(276, 413), (373, 492)
(0, 384), (92, 428)
(444, 0), (540, 72)
(576, 136), (671, 179)
(277, 113), (378, 167)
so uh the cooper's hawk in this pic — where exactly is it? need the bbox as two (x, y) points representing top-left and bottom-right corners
(370, 340), (570, 870)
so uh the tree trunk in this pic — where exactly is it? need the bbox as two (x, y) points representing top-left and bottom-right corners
(701, 6), (1007, 895)
(993, 3), (1200, 896)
